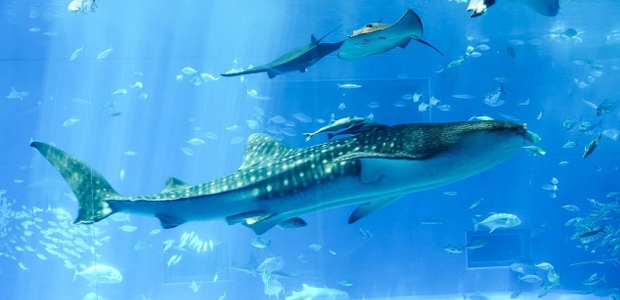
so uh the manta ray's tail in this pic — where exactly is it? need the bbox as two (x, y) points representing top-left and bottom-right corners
(31, 141), (120, 225)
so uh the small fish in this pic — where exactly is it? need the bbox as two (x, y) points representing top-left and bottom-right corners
(444, 191), (457, 196)
(477, 44), (490, 51)
(338, 103), (346, 110)
(413, 93), (423, 102)
(520, 275), (542, 283)
(447, 57), (465, 68)
(484, 85), (506, 107)
(583, 273), (606, 286)
(130, 82), (143, 89)
(327, 121), (388, 140)
(337, 83), (362, 89)
(510, 291), (521, 299)
(200, 73), (220, 81)
(563, 118), (579, 131)
(443, 244), (463, 254)
(562, 204), (580, 212)
(417, 219), (443, 225)
(393, 101), (407, 107)
(182, 67), (198, 75)
(469, 197), (484, 209)
(63, 118), (80, 127)
(149, 229), (161, 235)
(119, 169), (125, 180)
(292, 113), (312, 123)
(473, 213), (521, 233)
(596, 99), (619, 116)
(308, 243), (322, 252)
(465, 239), (488, 250)
(187, 138), (205, 146)
(418, 102), (430, 112)
(304, 116), (365, 141)
(180, 147), (194, 156)
(494, 76), (511, 83)
(337, 280), (353, 287)
(18, 262), (28, 270)
(188, 280), (201, 293)
(536, 109), (543, 120)
(135, 240), (151, 251)
(69, 46), (84, 61)
(230, 137), (245, 144)
(203, 132), (218, 140)
(507, 46), (516, 58)
(72, 98), (90, 105)
(119, 225), (138, 232)
(452, 94), (474, 99)
(6, 87), (30, 100)
(251, 236), (272, 251)
(535, 262), (554, 270)
(112, 89), (127, 95)
(523, 145), (546, 156)
(582, 134), (601, 159)
(97, 48), (113, 60)
(124, 151), (137, 156)
(561, 138), (578, 149)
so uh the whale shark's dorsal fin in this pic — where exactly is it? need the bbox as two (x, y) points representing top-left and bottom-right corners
(239, 133), (295, 170)
(161, 177), (190, 193)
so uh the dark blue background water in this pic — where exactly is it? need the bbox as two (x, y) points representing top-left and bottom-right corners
(1, 1), (619, 299)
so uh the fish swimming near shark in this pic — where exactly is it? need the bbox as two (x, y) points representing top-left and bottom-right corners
(31, 120), (527, 235)
(466, 0), (560, 18)
(221, 25), (343, 79)
(337, 9), (444, 61)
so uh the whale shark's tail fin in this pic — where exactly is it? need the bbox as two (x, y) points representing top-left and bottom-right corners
(31, 141), (120, 225)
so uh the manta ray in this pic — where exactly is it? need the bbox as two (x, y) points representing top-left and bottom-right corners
(221, 26), (343, 79)
(337, 9), (444, 61)
(32, 120), (527, 235)
(466, 0), (560, 17)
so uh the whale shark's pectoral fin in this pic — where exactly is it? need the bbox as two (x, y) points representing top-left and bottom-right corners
(161, 177), (190, 193)
(227, 211), (283, 234)
(156, 214), (185, 229)
(244, 216), (283, 235)
(349, 196), (402, 224)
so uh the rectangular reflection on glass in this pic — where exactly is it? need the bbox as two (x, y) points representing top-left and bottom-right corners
(466, 229), (531, 269)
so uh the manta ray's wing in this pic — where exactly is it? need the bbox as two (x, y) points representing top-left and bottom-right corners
(338, 9), (442, 60)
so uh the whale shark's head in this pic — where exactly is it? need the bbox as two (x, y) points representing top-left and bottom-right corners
(365, 120), (528, 192)
(413, 120), (528, 170)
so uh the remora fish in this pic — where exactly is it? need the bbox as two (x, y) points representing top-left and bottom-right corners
(31, 120), (527, 235)
(221, 25), (343, 78)
(337, 9), (443, 61)
(304, 116), (366, 141)
(466, 0), (560, 18)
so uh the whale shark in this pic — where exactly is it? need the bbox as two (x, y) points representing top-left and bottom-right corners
(31, 120), (527, 235)
(221, 25), (343, 79)
(466, 0), (560, 17)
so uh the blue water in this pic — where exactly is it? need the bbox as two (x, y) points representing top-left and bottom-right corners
(1, 1), (619, 300)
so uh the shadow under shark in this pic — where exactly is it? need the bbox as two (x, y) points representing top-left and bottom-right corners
(31, 120), (527, 235)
